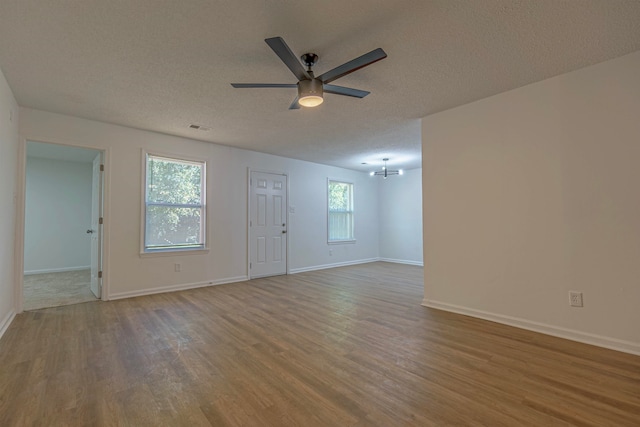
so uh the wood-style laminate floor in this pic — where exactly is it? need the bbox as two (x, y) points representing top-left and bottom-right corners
(23, 269), (97, 311)
(1, 262), (639, 426)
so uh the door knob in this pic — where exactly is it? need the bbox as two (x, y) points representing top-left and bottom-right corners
(86, 229), (94, 234)
(282, 230), (287, 234)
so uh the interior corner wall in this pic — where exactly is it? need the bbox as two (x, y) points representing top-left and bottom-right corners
(18, 108), (379, 298)
(421, 50), (640, 354)
(0, 66), (19, 336)
(378, 168), (423, 265)
(24, 157), (92, 274)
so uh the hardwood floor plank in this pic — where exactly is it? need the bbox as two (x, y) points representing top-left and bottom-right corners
(1, 262), (639, 426)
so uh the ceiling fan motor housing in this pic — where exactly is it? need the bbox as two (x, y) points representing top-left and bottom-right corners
(298, 78), (324, 107)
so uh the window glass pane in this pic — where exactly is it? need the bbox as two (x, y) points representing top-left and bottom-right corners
(147, 156), (202, 205)
(146, 206), (203, 248)
(328, 182), (351, 211)
(329, 211), (353, 240)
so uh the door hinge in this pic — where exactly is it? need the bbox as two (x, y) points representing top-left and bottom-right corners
(100, 164), (104, 172)
(250, 220), (252, 227)
(249, 263), (252, 269)
(98, 271), (103, 278)
(99, 217), (103, 225)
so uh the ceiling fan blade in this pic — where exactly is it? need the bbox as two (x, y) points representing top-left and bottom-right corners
(231, 83), (297, 88)
(265, 37), (310, 81)
(323, 84), (370, 98)
(288, 96), (301, 110)
(318, 48), (387, 84)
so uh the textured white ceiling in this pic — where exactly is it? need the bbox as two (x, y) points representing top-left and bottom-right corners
(1, 1), (640, 172)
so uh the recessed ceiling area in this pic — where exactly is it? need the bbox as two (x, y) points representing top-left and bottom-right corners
(1, 1), (640, 172)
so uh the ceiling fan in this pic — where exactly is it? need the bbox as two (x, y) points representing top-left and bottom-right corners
(231, 37), (387, 109)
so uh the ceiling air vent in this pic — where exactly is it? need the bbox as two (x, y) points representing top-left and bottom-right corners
(189, 124), (211, 131)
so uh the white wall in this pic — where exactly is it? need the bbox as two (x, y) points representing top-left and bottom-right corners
(0, 66), (19, 337)
(19, 108), (379, 298)
(422, 50), (640, 354)
(378, 168), (423, 265)
(24, 157), (92, 274)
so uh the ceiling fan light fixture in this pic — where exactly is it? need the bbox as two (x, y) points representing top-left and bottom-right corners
(298, 79), (324, 107)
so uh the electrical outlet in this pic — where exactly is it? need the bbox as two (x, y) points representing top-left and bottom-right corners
(329, 249), (333, 256)
(174, 263), (181, 272)
(569, 291), (583, 307)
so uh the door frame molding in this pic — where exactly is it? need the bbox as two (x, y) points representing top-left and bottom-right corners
(14, 137), (110, 312)
(247, 168), (289, 279)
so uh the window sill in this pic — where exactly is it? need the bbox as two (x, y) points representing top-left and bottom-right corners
(328, 240), (356, 245)
(140, 248), (210, 258)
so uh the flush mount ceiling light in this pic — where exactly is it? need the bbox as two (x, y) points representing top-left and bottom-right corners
(370, 158), (403, 179)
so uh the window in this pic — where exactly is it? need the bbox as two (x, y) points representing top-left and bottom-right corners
(328, 180), (354, 242)
(144, 153), (206, 252)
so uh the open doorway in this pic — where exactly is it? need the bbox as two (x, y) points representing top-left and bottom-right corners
(23, 141), (103, 310)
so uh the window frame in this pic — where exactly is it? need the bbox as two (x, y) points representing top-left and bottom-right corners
(141, 151), (208, 255)
(327, 178), (356, 244)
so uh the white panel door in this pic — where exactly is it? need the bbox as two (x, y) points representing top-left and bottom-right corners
(89, 153), (102, 298)
(250, 171), (287, 278)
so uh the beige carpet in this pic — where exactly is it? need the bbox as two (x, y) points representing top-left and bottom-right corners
(23, 269), (98, 311)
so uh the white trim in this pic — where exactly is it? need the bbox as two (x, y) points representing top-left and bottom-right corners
(24, 265), (90, 275)
(108, 275), (249, 300)
(139, 248), (210, 258)
(0, 309), (16, 341)
(290, 258), (378, 274)
(328, 239), (356, 245)
(378, 257), (423, 266)
(422, 299), (640, 356)
(14, 137), (27, 313)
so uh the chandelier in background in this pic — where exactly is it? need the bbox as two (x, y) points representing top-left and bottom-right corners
(370, 158), (403, 179)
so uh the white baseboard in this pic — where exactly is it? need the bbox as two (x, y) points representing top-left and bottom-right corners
(24, 265), (90, 275)
(0, 309), (16, 341)
(289, 258), (379, 274)
(108, 275), (249, 300)
(422, 299), (640, 356)
(378, 257), (423, 266)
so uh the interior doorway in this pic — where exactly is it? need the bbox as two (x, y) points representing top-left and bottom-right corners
(249, 170), (288, 278)
(22, 141), (104, 310)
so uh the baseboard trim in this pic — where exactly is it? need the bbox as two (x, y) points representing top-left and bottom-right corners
(24, 265), (90, 275)
(0, 309), (16, 341)
(378, 258), (423, 266)
(422, 299), (640, 356)
(108, 276), (249, 301)
(290, 258), (379, 274)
